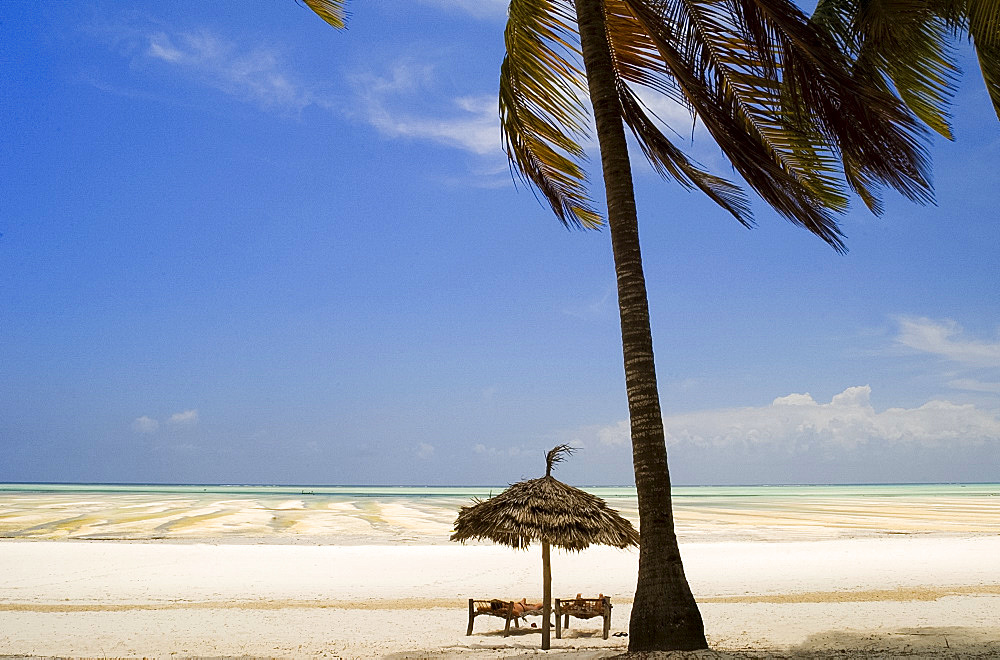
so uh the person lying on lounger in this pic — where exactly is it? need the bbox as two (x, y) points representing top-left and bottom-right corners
(570, 593), (605, 614)
(512, 598), (542, 617)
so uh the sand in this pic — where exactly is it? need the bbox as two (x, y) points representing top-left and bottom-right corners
(2, 537), (999, 658)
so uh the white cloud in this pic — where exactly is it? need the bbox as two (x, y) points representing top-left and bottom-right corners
(598, 419), (630, 446)
(350, 61), (500, 155)
(896, 317), (1000, 367)
(378, 96), (497, 155)
(144, 30), (319, 112)
(416, 442), (435, 459)
(592, 385), (1000, 454)
(168, 409), (199, 426)
(772, 392), (818, 406)
(131, 416), (159, 434)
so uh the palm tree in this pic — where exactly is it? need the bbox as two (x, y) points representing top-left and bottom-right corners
(500, 0), (934, 651)
(302, 0), (935, 651)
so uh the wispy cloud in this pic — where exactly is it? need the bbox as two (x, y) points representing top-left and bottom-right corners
(371, 95), (498, 155)
(415, 0), (509, 18)
(416, 442), (435, 459)
(348, 61), (500, 155)
(947, 378), (1000, 394)
(131, 416), (159, 434)
(131, 409), (199, 433)
(474, 443), (530, 458)
(154, 442), (201, 454)
(168, 409), (199, 426)
(562, 285), (615, 319)
(143, 30), (319, 113)
(435, 158), (516, 189)
(595, 385), (1000, 450)
(896, 316), (1000, 368)
(107, 23), (503, 159)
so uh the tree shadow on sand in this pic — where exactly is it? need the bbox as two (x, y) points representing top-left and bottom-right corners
(609, 625), (1000, 658)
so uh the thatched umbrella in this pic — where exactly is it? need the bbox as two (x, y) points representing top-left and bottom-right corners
(451, 445), (639, 649)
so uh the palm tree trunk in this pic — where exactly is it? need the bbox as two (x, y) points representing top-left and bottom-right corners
(573, 0), (708, 651)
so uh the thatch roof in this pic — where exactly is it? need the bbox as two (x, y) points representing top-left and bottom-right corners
(450, 445), (639, 551)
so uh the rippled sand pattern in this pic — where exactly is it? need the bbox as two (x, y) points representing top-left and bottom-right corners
(0, 492), (475, 544)
(670, 491), (1000, 541)
(1, 485), (997, 543)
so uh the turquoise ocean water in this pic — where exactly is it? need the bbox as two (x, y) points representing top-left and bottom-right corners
(1, 483), (997, 543)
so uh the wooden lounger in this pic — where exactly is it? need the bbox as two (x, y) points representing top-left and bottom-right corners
(554, 596), (612, 639)
(466, 598), (543, 636)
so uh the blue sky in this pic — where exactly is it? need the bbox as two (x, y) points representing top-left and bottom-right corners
(2, 1), (998, 486)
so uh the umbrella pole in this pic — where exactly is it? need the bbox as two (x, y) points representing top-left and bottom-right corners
(542, 539), (551, 650)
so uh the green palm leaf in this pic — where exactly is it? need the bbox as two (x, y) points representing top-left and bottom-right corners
(602, 1), (753, 224)
(618, 84), (753, 224)
(973, 38), (1000, 119)
(502, 0), (936, 249)
(739, 0), (933, 213)
(815, 0), (1000, 128)
(503, 0), (752, 230)
(814, 0), (958, 140)
(502, 0), (602, 228)
(620, 0), (860, 247)
(965, 0), (1000, 119)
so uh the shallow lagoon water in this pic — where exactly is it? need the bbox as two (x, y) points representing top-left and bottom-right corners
(1, 482), (997, 543)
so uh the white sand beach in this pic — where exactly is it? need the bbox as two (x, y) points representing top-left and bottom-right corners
(2, 536), (999, 657)
(2, 485), (999, 657)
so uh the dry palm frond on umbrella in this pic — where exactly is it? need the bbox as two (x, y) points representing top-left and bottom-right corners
(451, 445), (638, 649)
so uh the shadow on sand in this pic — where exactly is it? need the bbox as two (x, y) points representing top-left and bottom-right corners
(380, 625), (1000, 659)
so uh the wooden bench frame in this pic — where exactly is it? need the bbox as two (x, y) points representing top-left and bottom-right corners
(554, 596), (612, 639)
(466, 598), (543, 637)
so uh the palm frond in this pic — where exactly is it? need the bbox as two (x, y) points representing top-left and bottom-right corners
(752, 0), (934, 213)
(618, 85), (753, 224)
(973, 37), (1000, 119)
(545, 444), (576, 476)
(939, 0), (1000, 45)
(621, 0), (851, 249)
(301, 0), (349, 29)
(603, 0), (692, 109)
(926, 0), (1000, 119)
(814, 0), (958, 140)
(965, 0), (1000, 119)
(502, 0), (603, 228)
(601, 0), (753, 224)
